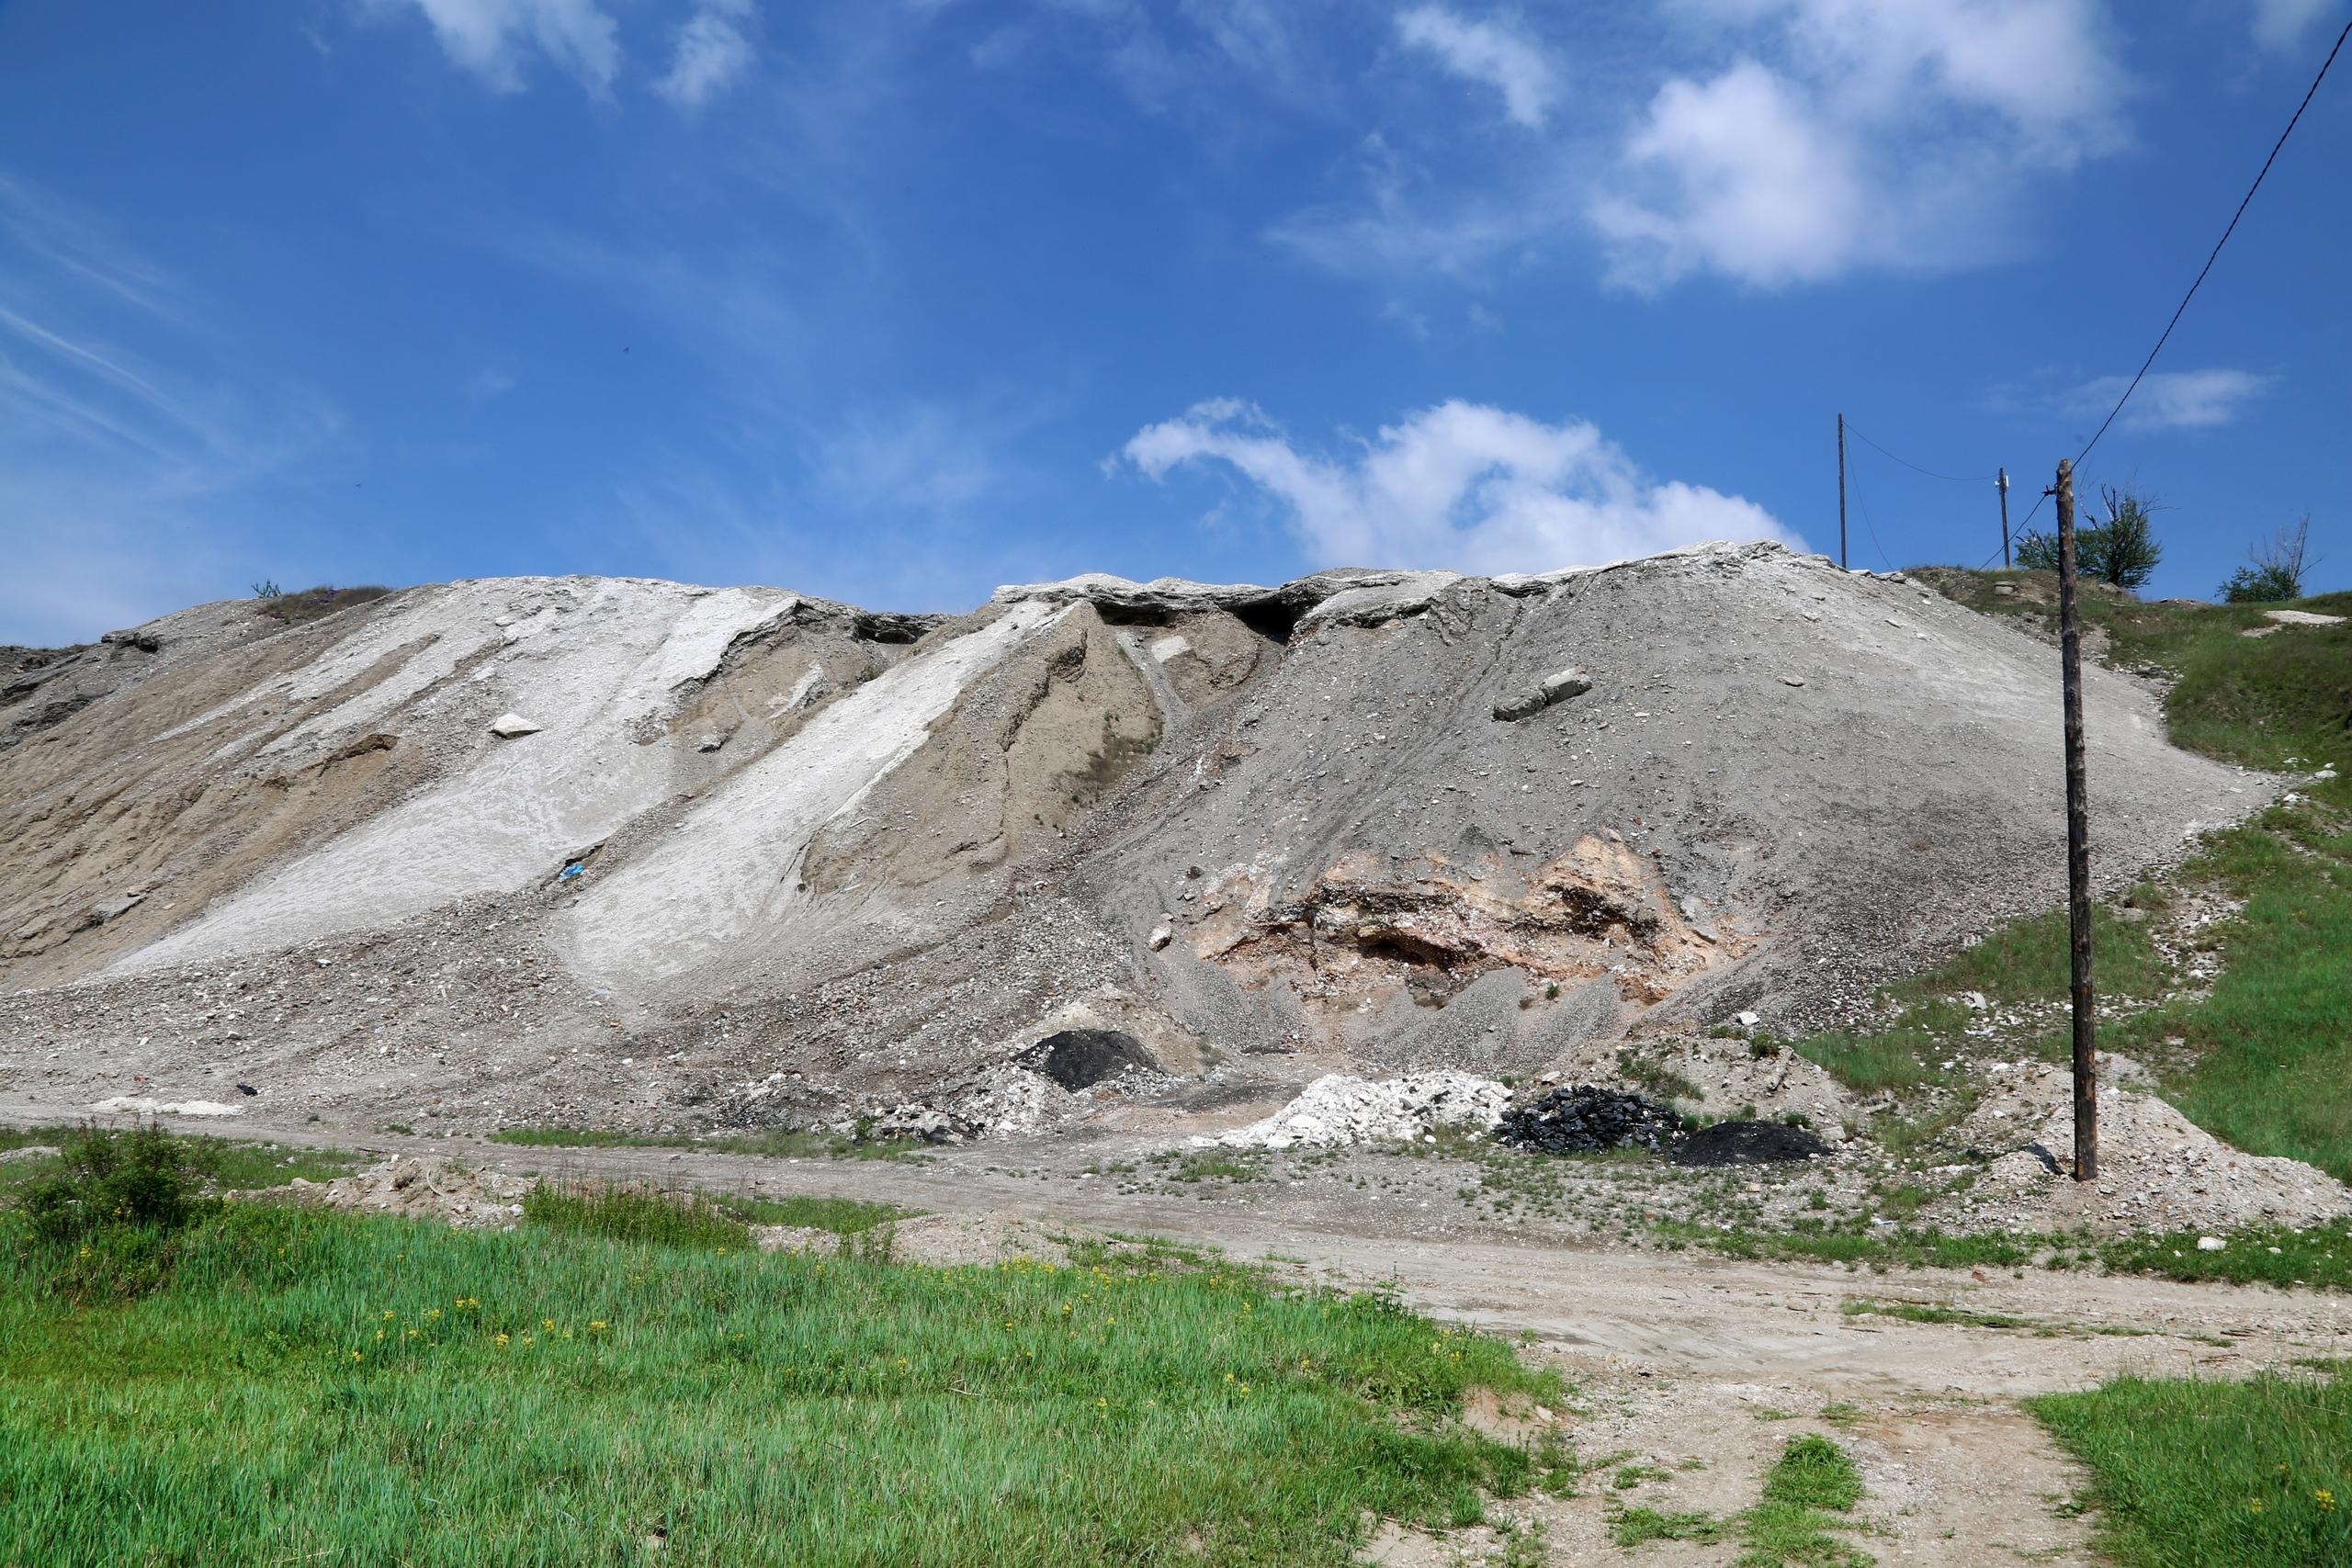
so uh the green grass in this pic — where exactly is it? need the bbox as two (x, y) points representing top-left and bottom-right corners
(0, 1123), (359, 1203)
(1841, 1297), (2033, 1330)
(1611, 1437), (1870, 1565)
(1739, 1435), (1871, 1567)
(1611, 1506), (1727, 1546)
(521, 1184), (752, 1249)
(491, 1124), (922, 1162)
(718, 1193), (909, 1235)
(1779, 575), (2352, 1182)
(0, 1201), (1567, 1566)
(2031, 1362), (2350, 1567)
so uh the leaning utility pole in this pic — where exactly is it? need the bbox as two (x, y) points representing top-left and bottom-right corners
(1837, 413), (1849, 570)
(1997, 468), (2012, 570)
(2053, 459), (2097, 1181)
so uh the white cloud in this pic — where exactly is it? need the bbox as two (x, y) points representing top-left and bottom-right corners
(2253, 0), (2336, 51)
(390, 0), (621, 93)
(1396, 6), (1561, 129)
(1591, 61), (1868, 289)
(2056, 368), (2276, 432)
(1590, 1), (2130, 290)
(658, 0), (757, 110)
(1121, 398), (1797, 572)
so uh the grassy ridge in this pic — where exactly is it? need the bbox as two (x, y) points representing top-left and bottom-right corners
(2031, 1363), (2351, 1567)
(0, 1201), (1565, 1566)
(1792, 576), (2352, 1179)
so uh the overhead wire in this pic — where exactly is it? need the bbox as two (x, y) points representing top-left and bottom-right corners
(2071, 17), (2349, 468)
(1862, 18), (2346, 564)
(1840, 421), (1996, 483)
(1844, 443), (1896, 571)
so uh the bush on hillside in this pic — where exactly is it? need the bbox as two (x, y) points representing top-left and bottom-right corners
(2014, 485), (2164, 591)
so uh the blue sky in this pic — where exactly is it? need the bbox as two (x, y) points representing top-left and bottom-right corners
(2, 0), (2346, 645)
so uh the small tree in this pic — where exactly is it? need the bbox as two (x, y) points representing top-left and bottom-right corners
(2087, 486), (2162, 590)
(2220, 513), (2320, 603)
(2010, 486), (2163, 590)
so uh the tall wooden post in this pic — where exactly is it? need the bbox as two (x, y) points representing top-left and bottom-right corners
(1838, 413), (1849, 570)
(2054, 459), (2098, 1182)
(1997, 468), (2012, 570)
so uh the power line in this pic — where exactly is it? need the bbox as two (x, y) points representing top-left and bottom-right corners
(1845, 446), (1895, 571)
(2073, 17), (2350, 467)
(1840, 420), (1996, 483)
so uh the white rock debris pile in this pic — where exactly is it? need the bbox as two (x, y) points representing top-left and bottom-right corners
(253, 1155), (537, 1230)
(1196, 1071), (1510, 1151)
(1928, 1063), (2351, 1235)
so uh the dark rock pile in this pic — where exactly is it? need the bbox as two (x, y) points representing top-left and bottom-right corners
(1023, 1028), (1161, 1091)
(1494, 1085), (1680, 1155)
(1670, 1119), (1834, 1167)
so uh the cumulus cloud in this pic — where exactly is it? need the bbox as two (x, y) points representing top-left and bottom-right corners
(1121, 398), (1797, 572)
(2055, 368), (2276, 432)
(658, 0), (757, 110)
(1590, 61), (1868, 289)
(393, 0), (622, 92)
(2252, 0), (2337, 51)
(1592, 0), (2130, 290)
(1396, 6), (1561, 129)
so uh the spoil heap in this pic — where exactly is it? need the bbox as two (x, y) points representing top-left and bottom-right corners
(0, 544), (2267, 1134)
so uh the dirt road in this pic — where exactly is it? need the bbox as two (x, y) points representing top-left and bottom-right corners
(13, 1103), (2349, 1565)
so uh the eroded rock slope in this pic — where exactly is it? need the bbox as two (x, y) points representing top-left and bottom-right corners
(0, 545), (2265, 1132)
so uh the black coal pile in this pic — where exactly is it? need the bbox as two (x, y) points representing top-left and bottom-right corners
(1495, 1086), (1679, 1155)
(1670, 1119), (1834, 1167)
(1023, 1029), (1161, 1090)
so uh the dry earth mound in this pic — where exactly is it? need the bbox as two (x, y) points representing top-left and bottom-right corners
(0, 544), (2267, 1135)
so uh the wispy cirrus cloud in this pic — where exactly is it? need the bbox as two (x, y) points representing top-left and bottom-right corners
(1396, 6), (1560, 129)
(0, 173), (345, 644)
(382, 0), (623, 93)
(2057, 368), (2278, 432)
(1120, 397), (1797, 572)
(658, 0), (759, 109)
(2252, 0), (2338, 51)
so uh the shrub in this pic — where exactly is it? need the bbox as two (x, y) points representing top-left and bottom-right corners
(2014, 485), (2164, 591)
(20, 1123), (209, 1244)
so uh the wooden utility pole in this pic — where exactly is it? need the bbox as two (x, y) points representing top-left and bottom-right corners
(1997, 468), (2012, 570)
(2054, 459), (2098, 1182)
(1837, 413), (1849, 570)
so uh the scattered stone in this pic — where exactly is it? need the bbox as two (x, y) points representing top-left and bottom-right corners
(1671, 1120), (1834, 1167)
(0, 1145), (61, 1165)
(2264, 609), (2345, 627)
(1147, 923), (1173, 952)
(695, 734), (727, 753)
(488, 712), (543, 739)
(2196, 1235), (2227, 1253)
(1781, 675), (1806, 687)
(1495, 1085), (1679, 1155)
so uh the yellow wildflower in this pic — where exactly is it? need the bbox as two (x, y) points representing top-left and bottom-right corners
(2318, 1490), (2336, 1513)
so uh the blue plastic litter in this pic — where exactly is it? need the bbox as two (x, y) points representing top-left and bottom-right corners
(558, 863), (584, 882)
